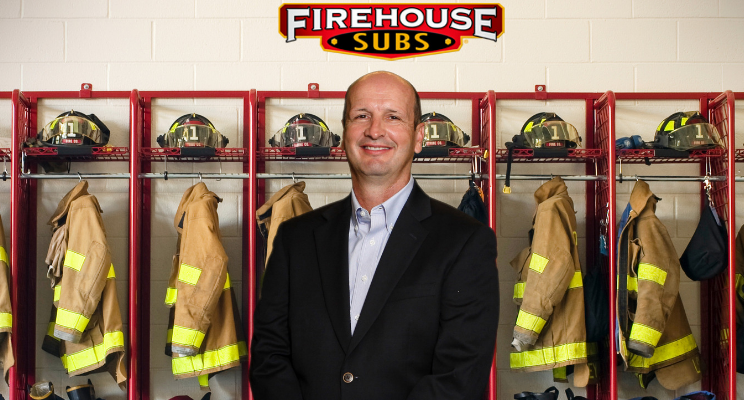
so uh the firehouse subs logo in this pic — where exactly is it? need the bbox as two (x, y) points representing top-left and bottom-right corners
(279, 4), (504, 60)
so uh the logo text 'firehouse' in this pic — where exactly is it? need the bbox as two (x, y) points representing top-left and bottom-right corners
(279, 4), (504, 60)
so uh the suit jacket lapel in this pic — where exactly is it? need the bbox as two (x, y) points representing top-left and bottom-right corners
(315, 196), (353, 352)
(348, 183), (431, 354)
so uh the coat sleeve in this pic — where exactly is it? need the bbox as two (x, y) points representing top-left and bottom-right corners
(250, 224), (304, 400)
(171, 199), (228, 356)
(626, 219), (681, 358)
(0, 218), (11, 334)
(514, 208), (575, 346)
(54, 196), (111, 343)
(735, 225), (744, 326)
(406, 224), (499, 400)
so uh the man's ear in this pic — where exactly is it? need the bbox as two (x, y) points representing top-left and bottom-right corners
(414, 122), (425, 154)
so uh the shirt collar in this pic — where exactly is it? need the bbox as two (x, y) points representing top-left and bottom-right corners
(351, 176), (414, 233)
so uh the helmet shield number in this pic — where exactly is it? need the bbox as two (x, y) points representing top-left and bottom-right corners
(161, 125), (222, 148)
(524, 121), (581, 148)
(668, 123), (722, 151)
(41, 115), (103, 145)
(273, 123), (332, 147)
(423, 121), (467, 147)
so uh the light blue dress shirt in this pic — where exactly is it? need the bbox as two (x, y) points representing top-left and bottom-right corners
(348, 176), (414, 335)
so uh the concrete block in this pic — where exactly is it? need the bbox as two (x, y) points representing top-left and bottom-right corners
(68, 20), (151, 62)
(111, 0), (194, 18)
(156, 20), (240, 62)
(458, 63), (544, 92)
(591, 19), (676, 62)
(678, 282), (700, 326)
(498, 193), (534, 237)
(721, 0), (744, 17)
(675, 194), (700, 238)
(634, 0), (717, 17)
(0, 21), (64, 62)
(24, 0), (107, 18)
(547, 0), (631, 18)
(548, 63), (634, 92)
(672, 238), (692, 259)
(150, 280), (172, 321)
(198, 0), (280, 18)
(486, 0), (544, 19)
(635, 64), (722, 92)
(22, 63), (107, 91)
(109, 63), (194, 91)
(723, 64), (744, 92)
(0, 63), (21, 91)
(680, 19), (744, 62)
(368, 63), (457, 91)
(0, 0), (20, 17)
(243, 18), (328, 62)
(217, 193), (241, 237)
(281, 62), (369, 91)
(505, 19), (589, 63)
(195, 62), (282, 90)
(416, 36), (502, 63)
(150, 236), (178, 280)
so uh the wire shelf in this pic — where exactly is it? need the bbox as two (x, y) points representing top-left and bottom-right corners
(492, 148), (603, 163)
(617, 148), (725, 163)
(141, 147), (249, 162)
(23, 146), (129, 161)
(0, 148), (9, 162)
(257, 147), (485, 163)
(735, 149), (744, 162)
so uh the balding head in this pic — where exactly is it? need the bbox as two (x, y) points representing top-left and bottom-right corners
(342, 71), (421, 130)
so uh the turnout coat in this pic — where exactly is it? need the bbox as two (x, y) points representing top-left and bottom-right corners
(250, 182), (499, 400)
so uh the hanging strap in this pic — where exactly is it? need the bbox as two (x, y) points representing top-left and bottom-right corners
(618, 223), (630, 339)
(514, 386), (559, 400)
(503, 143), (515, 194)
(565, 388), (588, 400)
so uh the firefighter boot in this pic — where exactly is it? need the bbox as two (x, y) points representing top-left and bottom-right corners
(66, 379), (101, 400)
(29, 381), (64, 400)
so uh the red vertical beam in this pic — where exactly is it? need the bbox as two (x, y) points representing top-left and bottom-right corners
(128, 89), (142, 400)
(141, 97), (152, 400)
(584, 98), (598, 400)
(244, 89), (258, 400)
(9, 90), (25, 400)
(486, 90), (497, 400)
(726, 91), (736, 400)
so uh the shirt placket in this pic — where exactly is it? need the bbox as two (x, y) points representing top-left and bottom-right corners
(350, 207), (386, 333)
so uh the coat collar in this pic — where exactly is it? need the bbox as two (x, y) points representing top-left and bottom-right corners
(256, 181), (306, 221)
(48, 180), (91, 231)
(174, 182), (221, 234)
(628, 180), (658, 220)
(314, 181), (431, 354)
(534, 176), (568, 205)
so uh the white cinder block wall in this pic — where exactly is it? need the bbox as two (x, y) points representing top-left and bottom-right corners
(2, 0), (744, 398)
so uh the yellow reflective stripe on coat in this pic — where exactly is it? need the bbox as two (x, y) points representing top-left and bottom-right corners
(553, 366), (567, 381)
(568, 271), (582, 289)
(629, 323), (663, 347)
(510, 342), (596, 369)
(516, 310), (547, 334)
(63, 250), (85, 271)
(617, 276), (639, 292)
(53, 285), (61, 302)
(198, 374), (209, 387)
(55, 308), (89, 333)
(165, 287), (178, 306)
(529, 253), (549, 274)
(224, 273), (231, 290)
(0, 246), (8, 265)
(0, 312), (11, 329)
(638, 263), (667, 286)
(513, 282), (526, 300)
(736, 274), (744, 299)
(171, 341), (246, 376)
(47, 322), (59, 340)
(61, 331), (124, 373)
(107, 264), (115, 279)
(178, 263), (202, 286)
(171, 325), (205, 349)
(628, 334), (697, 369)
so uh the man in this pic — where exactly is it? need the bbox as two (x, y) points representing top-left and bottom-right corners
(250, 71), (499, 400)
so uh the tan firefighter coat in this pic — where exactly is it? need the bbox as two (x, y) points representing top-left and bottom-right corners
(256, 181), (312, 268)
(0, 215), (14, 383)
(165, 182), (246, 390)
(617, 180), (701, 390)
(736, 225), (744, 326)
(41, 181), (127, 388)
(510, 177), (596, 385)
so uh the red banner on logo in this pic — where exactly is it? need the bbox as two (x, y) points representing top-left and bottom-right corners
(279, 3), (504, 60)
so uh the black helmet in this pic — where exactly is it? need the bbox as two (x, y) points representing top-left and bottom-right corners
(651, 111), (722, 151)
(39, 110), (110, 147)
(269, 113), (340, 148)
(420, 112), (470, 147)
(516, 112), (581, 149)
(157, 113), (229, 148)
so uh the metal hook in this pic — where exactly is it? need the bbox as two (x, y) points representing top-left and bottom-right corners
(77, 172), (82, 182)
(198, 172), (203, 183)
(163, 153), (169, 180)
(217, 159), (223, 182)
(292, 172), (297, 183)
(2, 156), (7, 182)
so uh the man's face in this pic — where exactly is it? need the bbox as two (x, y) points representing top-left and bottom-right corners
(343, 74), (424, 187)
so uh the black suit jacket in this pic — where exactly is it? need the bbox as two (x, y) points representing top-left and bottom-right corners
(250, 183), (499, 400)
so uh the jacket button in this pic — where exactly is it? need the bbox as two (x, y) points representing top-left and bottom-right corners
(342, 372), (354, 383)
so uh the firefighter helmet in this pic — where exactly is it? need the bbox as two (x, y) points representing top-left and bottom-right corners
(157, 113), (229, 148)
(269, 113), (340, 147)
(517, 112), (582, 149)
(39, 110), (110, 147)
(651, 111), (722, 151)
(420, 112), (470, 147)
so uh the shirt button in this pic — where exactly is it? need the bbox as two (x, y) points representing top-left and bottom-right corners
(370, 239), (375, 245)
(354, 314), (360, 321)
(361, 275), (368, 282)
(354, 225), (358, 232)
(343, 372), (354, 383)
(360, 210), (367, 217)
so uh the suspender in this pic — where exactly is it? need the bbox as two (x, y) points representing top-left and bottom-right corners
(617, 223), (630, 339)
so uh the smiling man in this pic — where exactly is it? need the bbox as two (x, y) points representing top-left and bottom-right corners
(250, 71), (499, 400)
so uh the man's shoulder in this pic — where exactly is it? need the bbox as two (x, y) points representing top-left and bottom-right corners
(280, 195), (349, 232)
(425, 196), (491, 235)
